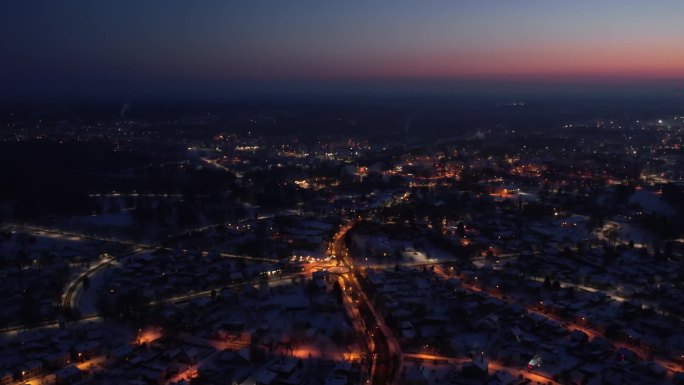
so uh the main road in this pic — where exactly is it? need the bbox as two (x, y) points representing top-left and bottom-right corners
(330, 221), (401, 385)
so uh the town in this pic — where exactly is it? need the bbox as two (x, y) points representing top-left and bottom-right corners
(1, 105), (684, 385)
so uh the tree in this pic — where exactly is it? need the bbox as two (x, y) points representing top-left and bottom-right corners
(562, 247), (572, 259)
(456, 222), (466, 238)
(567, 287), (575, 299)
(664, 241), (674, 259)
(332, 281), (343, 304)
(19, 293), (40, 326)
(304, 279), (317, 303)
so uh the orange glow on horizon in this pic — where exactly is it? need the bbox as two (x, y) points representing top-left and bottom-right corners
(218, 41), (684, 84)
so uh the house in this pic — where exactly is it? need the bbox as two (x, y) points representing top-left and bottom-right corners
(254, 369), (278, 385)
(43, 351), (71, 368)
(178, 347), (200, 364)
(138, 367), (166, 385)
(22, 360), (43, 378)
(86, 330), (104, 340)
(333, 361), (353, 375)
(475, 314), (499, 331)
(403, 366), (429, 385)
(324, 376), (348, 385)
(0, 372), (13, 385)
(570, 330), (589, 345)
(623, 328), (643, 345)
(538, 345), (561, 364)
(75, 341), (100, 358)
(673, 372), (684, 385)
(111, 345), (134, 361)
(615, 347), (639, 362)
(279, 371), (306, 385)
(269, 357), (299, 375)
(602, 369), (624, 385)
(462, 357), (489, 379)
(635, 361), (666, 378)
(55, 365), (81, 385)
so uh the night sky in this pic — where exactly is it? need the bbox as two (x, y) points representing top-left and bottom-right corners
(2, 0), (684, 100)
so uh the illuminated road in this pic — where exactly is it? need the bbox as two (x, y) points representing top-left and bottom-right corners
(528, 276), (628, 303)
(2, 215), (304, 336)
(63, 248), (144, 313)
(431, 265), (684, 375)
(5, 222), (278, 311)
(403, 352), (560, 385)
(3, 271), (314, 337)
(150, 272), (304, 305)
(330, 221), (401, 385)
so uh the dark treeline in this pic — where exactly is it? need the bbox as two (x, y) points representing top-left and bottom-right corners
(0, 139), (201, 219)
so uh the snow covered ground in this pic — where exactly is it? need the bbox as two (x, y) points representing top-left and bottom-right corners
(73, 250), (146, 316)
(72, 212), (133, 227)
(629, 190), (674, 216)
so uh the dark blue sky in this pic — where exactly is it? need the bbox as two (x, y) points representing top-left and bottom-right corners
(2, 1), (683, 100)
